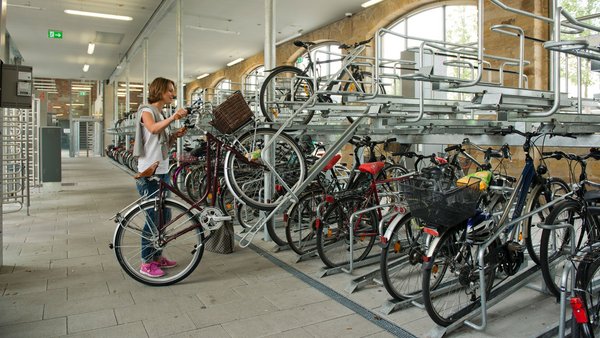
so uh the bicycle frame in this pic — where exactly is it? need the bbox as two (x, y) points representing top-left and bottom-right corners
(113, 131), (260, 247)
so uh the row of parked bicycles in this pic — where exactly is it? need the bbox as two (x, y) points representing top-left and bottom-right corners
(106, 96), (600, 335)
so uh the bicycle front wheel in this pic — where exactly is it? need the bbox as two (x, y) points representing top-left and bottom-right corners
(224, 128), (307, 211)
(259, 66), (315, 125)
(315, 195), (378, 268)
(113, 199), (205, 286)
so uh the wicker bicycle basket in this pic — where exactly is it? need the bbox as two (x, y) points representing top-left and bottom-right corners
(401, 177), (482, 229)
(210, 92), (253, 134)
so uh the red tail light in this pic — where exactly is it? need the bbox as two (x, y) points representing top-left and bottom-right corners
(325, 195), (335, 204)
(571, 297), (589, 324)
(283, 213), (289, 222)
(275, 184), (283, 192)
(315, 219), (321, 229)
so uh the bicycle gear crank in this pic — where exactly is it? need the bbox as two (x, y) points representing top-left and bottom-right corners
(199, 207), (231, 231)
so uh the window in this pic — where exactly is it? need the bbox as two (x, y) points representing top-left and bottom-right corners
(296, 43), (343, 80)
(380, 4), (478, 97)
(244, 66), (265, 100)
(558, 0), (600, 107)
(191, 87), (204, 104)
(214, 79), (232, 105)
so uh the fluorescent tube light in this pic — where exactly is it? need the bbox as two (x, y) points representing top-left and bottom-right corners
(82, 64), (90, 72)
(52, 106), (62, 109)
(361, 0), (383, 8)
(227, 58), (244, 67)
(8, 3), (42, 10)
(196, 73), (210, 80)
(64, 9), (132, 21)
(186, 25), (240, 35)
(119, 83), (145, 88)
(87, 43), (95, 55)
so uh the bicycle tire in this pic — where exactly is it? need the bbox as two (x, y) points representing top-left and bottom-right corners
(224, 128), (307, 211)
(113, 199), (205, 286)
(315, 195), (378, 268)
(422, 225), (496, 327)
(236, 203), (260, 230)
(539, 199), (590, 298)
(285, 188), (325, 255)
(259, 66), (315, 125)
(380, 213), (431, 300)
(574, 252), (600, 338)
(184, 166), (206, 202)
(218, 183), (236, 219)
(340, 71), (385, 123)
(524, 177), (570, 265)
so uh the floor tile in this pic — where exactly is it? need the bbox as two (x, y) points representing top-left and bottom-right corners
(0, 317), (66, 338)
(142, 313), (196, 338)
(62, 321), (147, 338)
(67, 309), (117, 333)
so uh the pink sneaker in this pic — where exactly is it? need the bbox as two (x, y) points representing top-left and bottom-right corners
(156, 256), (177, 268)
(140, 262), (165, 277)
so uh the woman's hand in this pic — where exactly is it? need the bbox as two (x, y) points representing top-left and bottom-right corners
(172, 108), (188, 121)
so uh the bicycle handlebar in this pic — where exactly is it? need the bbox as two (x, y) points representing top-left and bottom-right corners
(339, 37), (373, 50)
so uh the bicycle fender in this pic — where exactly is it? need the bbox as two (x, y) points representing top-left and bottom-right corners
(382, 212), (409, 242)
(425, 234), (443, 260)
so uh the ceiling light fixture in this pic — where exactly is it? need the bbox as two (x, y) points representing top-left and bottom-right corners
(82, 64), (90, 72)
(87, 43), (95, 55)
(227, 58), (244, 67)
(8, 3), (42, 10)
(361, 0), (383, 8)
(186, 25), (240, 35)
(119, 83), (145, 88)
(196, 73), (210, 80)
(64, 9), (132, 21)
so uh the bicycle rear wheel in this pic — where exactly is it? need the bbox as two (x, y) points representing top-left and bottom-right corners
(236, 203), (260, 230)
(539, 199), (590, 298)
(113, 199), (205, 286)
(259, 66), (315, 125)
(315, 195), (378, 268)
(524, 177), (570, 265)
(185, 166), (207, 202)
(574, 252), (600, 337)
(285, 188), (325, 255)
(224, 128), (307, 211)
(422, 226), (495, 327)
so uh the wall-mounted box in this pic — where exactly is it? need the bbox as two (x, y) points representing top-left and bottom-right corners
(1, 63), (32, 109)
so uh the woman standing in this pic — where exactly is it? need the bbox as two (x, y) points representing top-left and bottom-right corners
(133, 77), (187, 278)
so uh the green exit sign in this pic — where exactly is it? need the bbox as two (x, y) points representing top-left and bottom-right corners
(79, 91), (87, 96)
(48, 30), (63, 39)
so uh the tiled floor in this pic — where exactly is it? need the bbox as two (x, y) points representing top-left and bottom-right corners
(0, 156), (564, 337)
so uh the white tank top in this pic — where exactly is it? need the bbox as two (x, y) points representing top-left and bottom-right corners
(137, 108), (170, 174)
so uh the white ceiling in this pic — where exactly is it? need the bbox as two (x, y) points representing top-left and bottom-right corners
(6, 0), (370, 83)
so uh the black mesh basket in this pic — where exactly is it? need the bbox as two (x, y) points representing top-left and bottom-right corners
(401, 177), (482, 228)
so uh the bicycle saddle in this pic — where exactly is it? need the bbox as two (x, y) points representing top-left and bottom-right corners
(134, 161), (160, 179)
(358, 161), (385, 176)
(293, 40), (316, 48)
